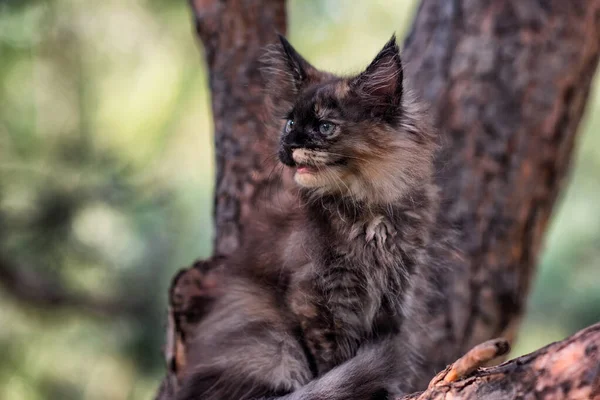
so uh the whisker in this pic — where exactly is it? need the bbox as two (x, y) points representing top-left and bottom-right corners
(328, 169), (356, 214)
(316, 150), (371, 163)
(319, 167), (347, 222)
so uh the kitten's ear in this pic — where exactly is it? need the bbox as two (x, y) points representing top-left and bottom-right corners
(275, 34), (317, 86)
(351, 35), (403, 105)
(261, 35), (321, 117)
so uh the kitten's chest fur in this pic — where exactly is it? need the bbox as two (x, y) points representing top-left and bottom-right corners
(286, 190), (434, 375)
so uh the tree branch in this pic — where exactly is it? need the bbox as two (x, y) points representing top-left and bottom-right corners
(400, 322), (600, 399)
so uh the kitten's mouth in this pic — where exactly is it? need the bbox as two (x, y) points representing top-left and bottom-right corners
(296, 165), (318, 174)
(295, 159), (345, 174)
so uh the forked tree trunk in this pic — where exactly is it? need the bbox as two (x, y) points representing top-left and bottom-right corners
(156, 0), (600, 398)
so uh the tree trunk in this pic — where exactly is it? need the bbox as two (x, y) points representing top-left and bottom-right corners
(191, 0), (287, 257)
(402, 0), (600, 378)
(155, 1), (286, 397)
(156, 0), (600, 398)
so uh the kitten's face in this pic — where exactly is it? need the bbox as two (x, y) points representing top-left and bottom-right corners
(263, 36), (435, 203)
(278, 79), (395, 190)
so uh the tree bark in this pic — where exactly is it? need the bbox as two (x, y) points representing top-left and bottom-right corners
(156, 0), (600, 398)
(155, 1), (286, 398)
(400, 322), (600, 400)
(191, 0), (287, 257)
(402, 0), (600, 379)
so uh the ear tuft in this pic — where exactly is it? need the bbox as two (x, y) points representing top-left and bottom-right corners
(260, 35), (322, 118)
(351, 34), (403, 105)
(277, 34), (308, 84)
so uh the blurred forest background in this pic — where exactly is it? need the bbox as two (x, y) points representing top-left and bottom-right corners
(0, 0), (599, 399)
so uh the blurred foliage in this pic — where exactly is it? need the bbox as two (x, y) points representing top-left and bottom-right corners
(0, 0), (598, 399)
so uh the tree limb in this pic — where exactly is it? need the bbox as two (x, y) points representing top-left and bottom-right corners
(400, 323), (600, 400)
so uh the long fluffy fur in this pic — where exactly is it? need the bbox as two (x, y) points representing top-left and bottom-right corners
(176, 34), (455, 400)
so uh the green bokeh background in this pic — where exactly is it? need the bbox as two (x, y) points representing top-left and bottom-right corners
(0, 1), (598, 399)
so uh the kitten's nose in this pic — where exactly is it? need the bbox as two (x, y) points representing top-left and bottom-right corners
(278, 145), (296, 167)
(279, 129), (305, 166)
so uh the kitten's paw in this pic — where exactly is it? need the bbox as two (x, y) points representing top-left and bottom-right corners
(365, 215), (396, 246)
(171, 256), (226, 323)
(428, 338), (510, 387)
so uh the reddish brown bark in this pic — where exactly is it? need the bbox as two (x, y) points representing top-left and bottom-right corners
(400, 322), (600, 400)
(156, 0), (600, 398)
(156, 1), (286, 397)
(191, 0), (287, 257)
(403, 0), (600, 378)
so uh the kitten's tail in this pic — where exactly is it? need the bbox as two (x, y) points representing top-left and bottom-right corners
(176, 338), (410, 400)
(263, 339), (406, 400)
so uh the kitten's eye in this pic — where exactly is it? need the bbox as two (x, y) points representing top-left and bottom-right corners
(285, 119), (294, 133)
(319, 122), (336, 137)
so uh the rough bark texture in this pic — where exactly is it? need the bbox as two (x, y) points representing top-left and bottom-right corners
(400, 322), (600, 400)
(402, 0), (600, 376)
(192, 0), (287, 257)
(155, 1), (286, 398)
(156, 0), (600, 398)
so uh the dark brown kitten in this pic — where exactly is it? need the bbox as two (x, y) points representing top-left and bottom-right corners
(175, 35), (451, 400)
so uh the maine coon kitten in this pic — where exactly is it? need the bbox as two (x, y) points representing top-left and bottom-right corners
(175, 35), (447, 400)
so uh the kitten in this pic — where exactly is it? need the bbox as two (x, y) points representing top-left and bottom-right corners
(175, 34), (447, 400)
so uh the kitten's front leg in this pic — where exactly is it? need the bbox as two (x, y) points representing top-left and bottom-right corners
(261, 337), (405, 400)
(306, 216), (400, 373)
(287, 272), (338, 375)
(290, 262), (379, 375)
